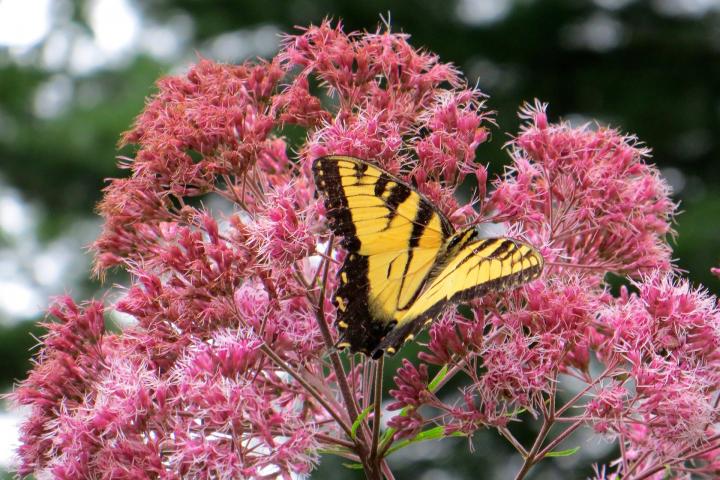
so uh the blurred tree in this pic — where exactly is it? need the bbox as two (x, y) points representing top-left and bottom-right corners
(1, 0), (718, 478)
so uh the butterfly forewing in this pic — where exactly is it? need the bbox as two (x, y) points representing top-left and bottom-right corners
(313, 156), (453, 355)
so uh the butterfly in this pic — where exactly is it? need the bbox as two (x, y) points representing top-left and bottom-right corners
(312, 155), (543, 358)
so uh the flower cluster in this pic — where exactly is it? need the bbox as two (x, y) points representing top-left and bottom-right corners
(386, 104), (719, 479)
(12, 21), (493, 479)
(592, 274), (720, 465)
(11, 20), (720, 480)
(490, 102), (675, 276)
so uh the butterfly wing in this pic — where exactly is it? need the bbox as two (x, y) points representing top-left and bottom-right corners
(372, 235), (544, 357)
(313, 156), (454, 355)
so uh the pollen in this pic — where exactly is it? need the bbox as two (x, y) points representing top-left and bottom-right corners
(338, 320), (349, 329)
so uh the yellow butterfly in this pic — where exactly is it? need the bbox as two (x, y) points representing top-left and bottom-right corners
(313, 155), (543, 358)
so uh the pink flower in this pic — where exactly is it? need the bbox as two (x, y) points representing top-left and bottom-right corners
(247, 183), (318, 266)
(585, 383), (627, 433)
(412, 90), (490, 184)
(12, 297), (105, 476)
(586, 272), (720, 475)
(599, 272), (720, 366)
(490, 101), (676, 277)
(11, 19), (718, 480)
(388, 359), (431, 411)
(420, 309), (485, 365)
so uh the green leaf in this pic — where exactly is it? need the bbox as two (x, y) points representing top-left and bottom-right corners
(351, 405), (374, 440)
(386, 426), (465, 455)
(342, 462), (365, 470)
(427, 364), (449, 392)
(544, 446), (581, 458)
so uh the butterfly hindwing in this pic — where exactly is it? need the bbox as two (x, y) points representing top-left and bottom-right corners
(373, 235), (543, 356)
(313, 156), (453, 354)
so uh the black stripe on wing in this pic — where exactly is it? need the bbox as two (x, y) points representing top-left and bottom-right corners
(313, 157), (360, 251)
(312, 157), (454, 248)
(396, 200), (436, 311)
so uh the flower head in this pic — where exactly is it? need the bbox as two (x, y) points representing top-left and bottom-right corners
(490, 101), (676, 277)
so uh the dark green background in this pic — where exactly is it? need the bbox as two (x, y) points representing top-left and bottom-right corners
(1, 0), (718, 478)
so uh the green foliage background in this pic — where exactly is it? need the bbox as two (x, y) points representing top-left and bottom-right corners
(1, 0), (718, 478)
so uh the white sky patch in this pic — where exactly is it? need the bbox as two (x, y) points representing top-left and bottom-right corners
(42, 30), (73, 71)
(250, 24), (282, 57)
(88, 0), (140, 57)
(0, 258), (22, 286)
(68, 33), (107, 75)
(562, 12), (625, 52)
(205, 24), (281, 63)
(0, 0), (52, 48)
(0, 177), (97, 324)
(653, 0), (720, 17)
(661, 166), (687, 194)
(33, 74), (74, 119)
(455, 0), (512, 26)
(563, 113), (595, 128)
(0, 280), (43, 320)
(475, 222), (507, 239)
(109, 309), (138, 328)
(0, 191), (35, 237)
(32, 244), (74, 288)
(139, 14), (193, 61)
(0, 409), (22, 469)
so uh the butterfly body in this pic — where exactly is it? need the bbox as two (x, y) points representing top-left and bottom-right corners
(313, 156), (543, 358)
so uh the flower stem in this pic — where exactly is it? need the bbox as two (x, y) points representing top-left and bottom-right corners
(499, 427), (528, 457)
(555, 362), (618, 418)
(376, 359), (462, 458)
(315, 433), (356, 449)
(259, 344), (353, 438)
(370, 355), (384, 463)
(380, 459), (396, 480)
(536, 419), (583, 459)
(513, 404), (555, 480)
